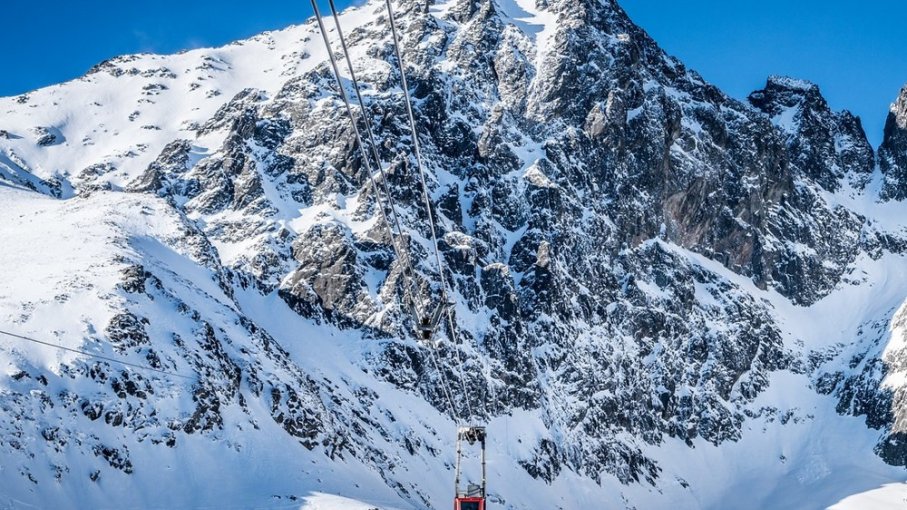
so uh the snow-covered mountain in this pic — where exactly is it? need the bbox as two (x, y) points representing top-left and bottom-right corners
(2, 0), (907, 508)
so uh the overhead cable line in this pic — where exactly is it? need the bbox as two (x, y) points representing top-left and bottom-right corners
(0, 329), (192, 380)
(376, 3), (491, 504)
(382, 0), (476, 421)
(426, 340), (462, 422)
(382, 0), (452, 302)
(325, 0), (422, 321)
(308, 0), (420, 323)
(308, 0), (464, 422)
(328, 0), (475, 421)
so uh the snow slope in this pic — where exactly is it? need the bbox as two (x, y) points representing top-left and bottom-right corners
(3, 181), (906, 509)
(0, 186), (413, 509)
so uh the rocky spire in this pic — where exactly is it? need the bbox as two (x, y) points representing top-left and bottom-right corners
(880, 84), (907, 200)
(748, 76), (874, 191)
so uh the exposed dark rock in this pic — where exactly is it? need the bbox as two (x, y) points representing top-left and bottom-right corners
(880, 85), (907, 200)
(31, 126), (64, 146)
(749, 76), (875, 191)
(105, 313), (151, 351)
(126, 139), (192, 194)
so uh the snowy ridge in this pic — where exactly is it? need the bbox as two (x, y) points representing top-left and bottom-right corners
(2, 0), (907, 508)
(767, 75), (819, 93)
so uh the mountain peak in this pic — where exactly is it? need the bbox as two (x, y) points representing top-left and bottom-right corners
(765, 75), (820, 93)
(879, 83), (907, 199)
(747, 74), (874, 191)
(748, 76), (824, 114)
(891, 83), (907, 130)
(748, 75), (828, 125)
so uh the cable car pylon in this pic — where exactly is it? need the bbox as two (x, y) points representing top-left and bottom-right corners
(309, 1), (489, 507)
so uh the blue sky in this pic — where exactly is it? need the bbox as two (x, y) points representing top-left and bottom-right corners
(2, 0), (905, 145)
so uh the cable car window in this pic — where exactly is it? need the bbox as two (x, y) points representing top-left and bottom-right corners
(458, 502), (480, 510)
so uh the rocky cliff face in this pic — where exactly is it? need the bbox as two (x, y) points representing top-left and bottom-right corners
(880, 86), (907, 200)
(2, 0), (907, 508)
(749, 76), (876, 191)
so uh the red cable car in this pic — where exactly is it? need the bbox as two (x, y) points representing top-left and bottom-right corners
(454, 497), (484, 510)
(454, 426), (487, 510)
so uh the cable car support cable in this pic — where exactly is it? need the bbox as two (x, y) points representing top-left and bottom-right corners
(308, 0), (419, 319)
(380, 3), (487, 506)
(381, 0), (477, 422)
(326, 0), (475, 421)
(0, 329), (192, 380)
(309, 0), (464, 423)
(325, 0), (420, 319)
(310, 3), (487, 505)
(382, 0), (450, 304)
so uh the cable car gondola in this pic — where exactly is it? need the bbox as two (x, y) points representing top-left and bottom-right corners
(454, 426), (486, 510)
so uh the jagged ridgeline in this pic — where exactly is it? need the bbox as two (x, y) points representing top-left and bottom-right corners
(2, 0), (907, 508)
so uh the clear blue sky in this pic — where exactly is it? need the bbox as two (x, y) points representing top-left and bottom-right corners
(2, 1), (905, 145)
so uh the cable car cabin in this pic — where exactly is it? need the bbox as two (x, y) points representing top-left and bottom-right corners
(455, 427), (487, 510)
(454, 496), (484, 510)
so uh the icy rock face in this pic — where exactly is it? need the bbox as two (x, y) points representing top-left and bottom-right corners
(880, 85), (907, 200)
(814, 297), (907, 467)
(117, 0), (881, 483)
(3, 0), (907, 507)
(748, 76), (875, 191)
(435, 0), (870, 307)
(0, 193), (336, 489)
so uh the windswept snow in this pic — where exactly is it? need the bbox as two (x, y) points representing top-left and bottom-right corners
(300, 492), (409, 510)
(829, 483), (907, 509)
(494, 0), (558, 70)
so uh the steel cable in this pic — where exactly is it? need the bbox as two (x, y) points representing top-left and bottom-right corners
(309, 0), (463, 422)
(0, 329), (192, 380)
